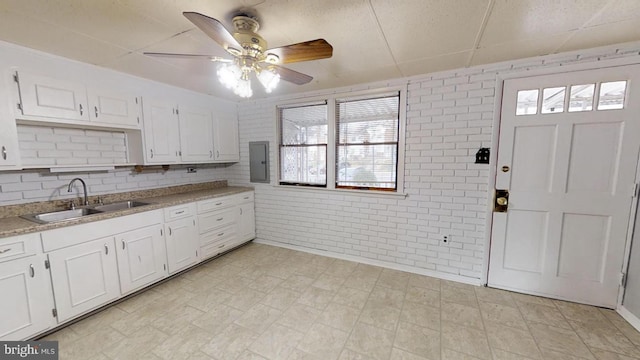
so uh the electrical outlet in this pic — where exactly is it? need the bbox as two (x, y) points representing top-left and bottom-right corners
(443, 235), (449, 243)
(187, 167), (197, 173)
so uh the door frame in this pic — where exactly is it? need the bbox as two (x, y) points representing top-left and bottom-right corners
(482, 56), (640, 308)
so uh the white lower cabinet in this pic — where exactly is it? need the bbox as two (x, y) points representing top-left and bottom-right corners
(48, 237), (120, 323)
(115, 224), (167, 295)
(164, 204), (199, 274)
(238, 194), (256, 243)
(0, 253), (55, 340)
(197, 192), (255, 260)
(0, 191), (255, 340)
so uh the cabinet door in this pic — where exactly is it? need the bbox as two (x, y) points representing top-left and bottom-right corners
(88, 88), (140, 128)
(48, 237), (120, 323)
(0, 255), (54, 340)
(142, 98), (180, 164)
(16, 71), (88, 121)
(165, 217), (198, 274)
(213, 113), (240, 162)
(0, 71), (20, 169)
(179, 105), (214, 162)
(115, 224), (167, 295)
(238, 201), (256, 242)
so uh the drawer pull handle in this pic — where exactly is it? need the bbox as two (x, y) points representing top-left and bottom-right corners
(122, 240), (126, 250)
(104, 244), (109, 255)
(215, 202), (222, 206)
(169, 227), (172, 236)
(244, 196), (249, 199)
(94, 105), (98, 118)
(217, 233), (225, 237)
(216, 218), (223, 221)
(79, 104), (83, 116)
(29, 264), (35, 278)
(175, 210), (185, 215)
(218, 244), (225, 248)
(1, 146), (6, 161)
(0, 248), (11, 254)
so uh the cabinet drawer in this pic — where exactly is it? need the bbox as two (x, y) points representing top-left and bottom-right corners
(198, 208), (236, 234)
(163, 203), (195, 222)
(236, 191), (254, 203)
(200, 224), (236, 247)
(0, 233), (41, 263)
(200, 234), (238, 260)
(197, 196), (236, 213)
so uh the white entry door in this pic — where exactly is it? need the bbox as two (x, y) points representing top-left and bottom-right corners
(488, 64), (640, 308)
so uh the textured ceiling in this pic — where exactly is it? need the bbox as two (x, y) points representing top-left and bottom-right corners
(0, 0), (639, 101)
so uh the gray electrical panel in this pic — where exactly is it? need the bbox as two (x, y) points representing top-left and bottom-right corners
(249, 141), (270, 183)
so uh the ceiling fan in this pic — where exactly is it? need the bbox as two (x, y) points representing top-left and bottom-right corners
(144, 11), (333, 97)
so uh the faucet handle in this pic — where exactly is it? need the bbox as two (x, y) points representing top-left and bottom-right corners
(69, 200), (76, 210)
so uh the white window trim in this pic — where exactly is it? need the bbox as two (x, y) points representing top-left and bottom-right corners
(274, 85), (407, 195)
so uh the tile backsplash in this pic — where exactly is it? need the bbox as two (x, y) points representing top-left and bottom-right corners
(0, 164), (233, 206)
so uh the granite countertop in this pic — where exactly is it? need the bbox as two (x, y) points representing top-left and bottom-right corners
(0, 184), (253, 239)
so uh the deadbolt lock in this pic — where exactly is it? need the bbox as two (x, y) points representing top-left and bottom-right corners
(494, 189), (509, 212)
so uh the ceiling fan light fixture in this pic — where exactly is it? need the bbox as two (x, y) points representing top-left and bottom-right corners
(257, 67), (280, 93)
(217, 63), (241, 89)
(234, 77), (253, 98)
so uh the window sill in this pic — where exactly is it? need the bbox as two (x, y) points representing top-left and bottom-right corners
(271, 184), (408, 198)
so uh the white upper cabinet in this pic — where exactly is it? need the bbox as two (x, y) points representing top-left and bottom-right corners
(0, 69), (20, 170)
(179, 105), (214, 163)
(213, 112), (240, 162)
(15, 71), (89, 121)
(14, 71), (142, 129)
(87, 88), (140, 128)
(142, 98), (180, 164)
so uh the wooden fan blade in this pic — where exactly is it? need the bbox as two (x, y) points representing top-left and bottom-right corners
(144, 52), (232, 62)
(267, 39), (333, 64)
(183, 12), (241, 51)
(271, 65), (313, 85)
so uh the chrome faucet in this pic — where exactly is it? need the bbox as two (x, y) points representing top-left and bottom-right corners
(67, 178), (89, 206)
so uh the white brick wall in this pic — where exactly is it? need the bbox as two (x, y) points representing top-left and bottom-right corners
(230, 42), (640, 283)
(0, 165), (231, 205)
(18, 125), (128, 166)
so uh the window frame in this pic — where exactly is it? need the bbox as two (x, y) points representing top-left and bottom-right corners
(276, 87), (406, 194)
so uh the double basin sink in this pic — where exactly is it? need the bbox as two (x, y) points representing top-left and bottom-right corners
(21, 201), (151, 224)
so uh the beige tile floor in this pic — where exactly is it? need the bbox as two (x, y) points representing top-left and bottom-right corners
(43, 242), (640, 360)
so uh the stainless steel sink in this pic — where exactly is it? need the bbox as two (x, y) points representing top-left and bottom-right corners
(21, 208), (104, 224)
(91, 200), (151, 212)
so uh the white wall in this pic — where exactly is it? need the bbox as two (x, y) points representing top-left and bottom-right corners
(229, 42), (640, 283)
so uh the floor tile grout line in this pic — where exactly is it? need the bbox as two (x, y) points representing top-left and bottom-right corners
(497, 290), (544, 359)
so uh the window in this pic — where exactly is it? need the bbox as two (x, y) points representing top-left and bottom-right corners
(336, 94), (400, 190)
(278, 102), (328, 186)
(516, 80), (628, 116)
(278, 89), (404, 193)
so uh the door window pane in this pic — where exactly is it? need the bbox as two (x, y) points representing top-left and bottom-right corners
(541, 87), (566, 114)
(568, 84), (595, 112)
(598, 81), (627, 110)
(516, 89), (539, 115)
